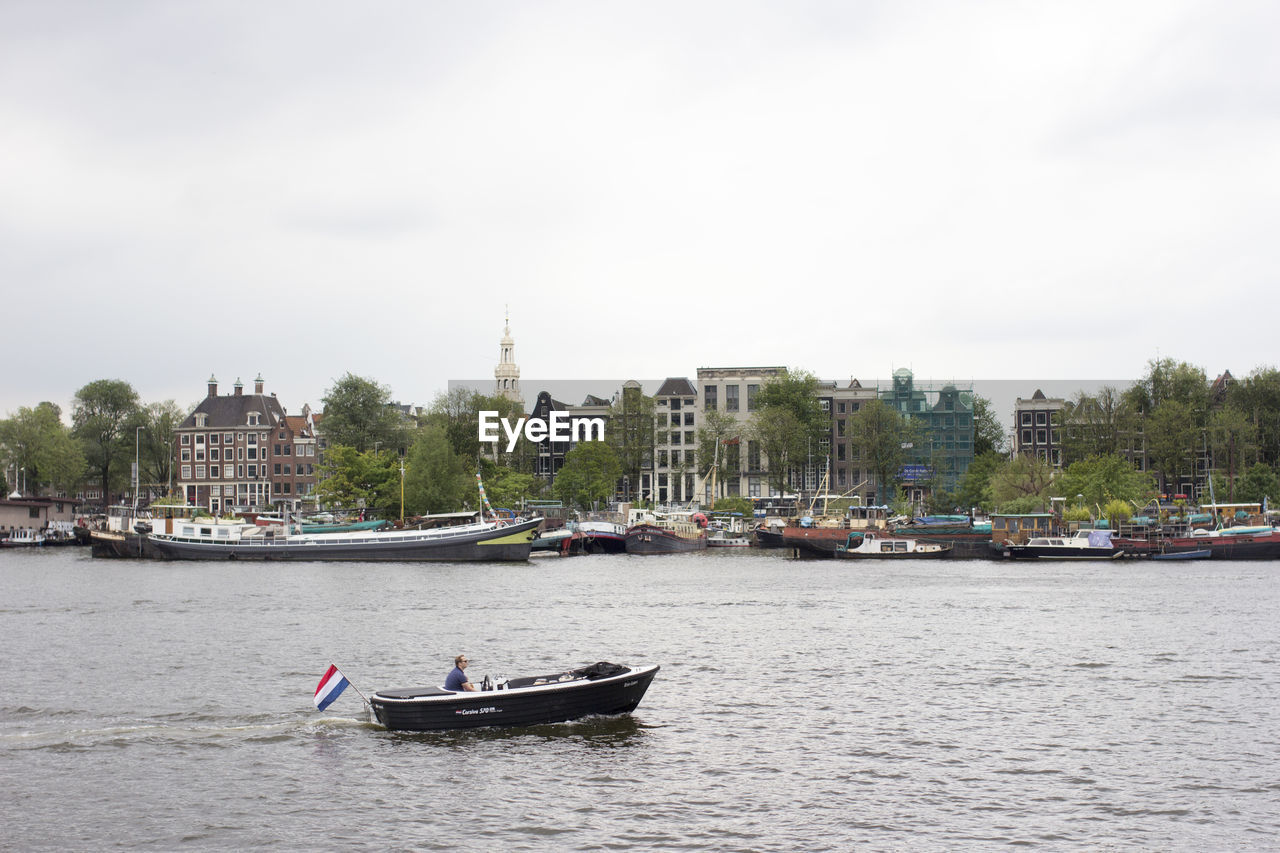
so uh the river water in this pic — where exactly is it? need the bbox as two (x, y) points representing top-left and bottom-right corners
(2, 547), (1278, 850)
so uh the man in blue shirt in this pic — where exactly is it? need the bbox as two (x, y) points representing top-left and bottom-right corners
(445, 654), (477, 692)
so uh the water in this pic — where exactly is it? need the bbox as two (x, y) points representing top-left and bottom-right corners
(2, 547), (1278, 850)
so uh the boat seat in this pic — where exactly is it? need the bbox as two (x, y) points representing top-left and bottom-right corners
(375, 686), (456, 699)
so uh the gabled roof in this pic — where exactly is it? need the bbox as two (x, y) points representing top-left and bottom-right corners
(655, 377), (696, 397)
(581, 394), (610, 406)
(181, 393), (285, 430)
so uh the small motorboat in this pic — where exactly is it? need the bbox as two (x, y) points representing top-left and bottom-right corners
(369, 661), (660, 731)
(834, 531), (952, 559)
(999, 529), (1127, 560)
(1150, 548), (1212, 561)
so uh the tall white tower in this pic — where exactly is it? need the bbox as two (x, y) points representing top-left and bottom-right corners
(494, 310), (522, 406)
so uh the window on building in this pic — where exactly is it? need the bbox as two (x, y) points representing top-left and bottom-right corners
(1036, 429), (1047, 445)
(181, 434), (190, 445)
(210, 466), (219, 478)
(210, 448), (219, 461)
(248, 447), (257, 460)
(181, 449), (191, 462)
(669, 450), (679, 466)
(671, 432), (680, 445)
(209, 434), (219, 444)
(224, 433), (234, 444)
(705, 385), (718, 410)
(837, 420), (846, 437)
(195, 449), (205, 462)
(1036, 412), (1047, 426)
(273, 464), (282, 475)
(747, 384), (759, 411)
(181, 465), (191, 479)
(685, 430), (695, 445)
(671, 399), (681, 411)
(283, 445), (291, 456)
(195, 465), (205, 478)
(195, 434), (205, 445)
(1021, 412), (1032, 426)
(820, 399), (830, 412)
(837, 443), (846, 461)
(726, 385), (740, 411)
(747, 440), (761, 470)
(684, 412), (694, 426)
(248, 465), (257, 478)
(1021, 429), (1032, 445)
(837, 402), (846, 414)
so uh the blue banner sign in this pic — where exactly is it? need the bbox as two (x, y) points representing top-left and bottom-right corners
(899, 464), (932, 482)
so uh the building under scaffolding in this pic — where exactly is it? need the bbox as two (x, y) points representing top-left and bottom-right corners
(880, 369), (975, 499)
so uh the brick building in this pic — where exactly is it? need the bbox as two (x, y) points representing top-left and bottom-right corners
(174, 375), (319, 514)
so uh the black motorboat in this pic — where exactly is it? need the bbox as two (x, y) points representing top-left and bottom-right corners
(369, 661), (660, 731)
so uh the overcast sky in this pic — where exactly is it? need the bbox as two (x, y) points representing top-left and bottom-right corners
(3, 1), (1276, 421)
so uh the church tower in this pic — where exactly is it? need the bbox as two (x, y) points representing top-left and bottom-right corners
(494, 310), (522, 406)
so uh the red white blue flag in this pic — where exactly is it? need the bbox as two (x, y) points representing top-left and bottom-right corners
(313, 664), (350, 711)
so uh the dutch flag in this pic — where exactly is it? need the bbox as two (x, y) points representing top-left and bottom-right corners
(313, 664), (350, 711)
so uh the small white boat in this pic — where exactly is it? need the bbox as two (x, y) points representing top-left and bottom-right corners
(834, 531), (951, 559)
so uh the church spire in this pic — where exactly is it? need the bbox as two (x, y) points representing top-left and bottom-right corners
(494, 309), (522, 406)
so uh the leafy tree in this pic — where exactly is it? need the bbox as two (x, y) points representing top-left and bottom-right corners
(428, 388), (526, 461)
(315, 445), (399, 513)
(696, 408), (741, 491)
(848, 399), (916, 504)
(748, 407), (804, 497)
(1054, 454), (1156, 510)
(320, 373), (408, 453)
(71, 379), (141, 504)
(1208, 405), (1258, 501)
(990, 453), (1055, 509)
(403, 424), (471, 514)
(750, 370), (827, 492)
(1226, 367), (1280, 466)
(952, 450), (1002, 514)
(1145, 400), (1200, 491)
(552, 441), (622, 510)
(477, 457), (541, 509)
(0, 402), (86, 496)
(1061, 386), (1128, 462)
(1235, 463), (1279, 505)
(1103, 498), (1132, 527)
(971, 394), (1006, 457)
(608, 383), (654, 502)
(135, 400), (186, 494)
(711, 496), (755, 517)
(1124, 358), (1210, 416)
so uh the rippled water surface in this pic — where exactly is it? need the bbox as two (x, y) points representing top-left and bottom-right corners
(2, 547), (1279, 850)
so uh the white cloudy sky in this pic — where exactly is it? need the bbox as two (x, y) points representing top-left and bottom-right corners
(2, 0), (1276, 419)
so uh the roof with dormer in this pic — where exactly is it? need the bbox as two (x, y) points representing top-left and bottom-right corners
(179, 391), (286, 430)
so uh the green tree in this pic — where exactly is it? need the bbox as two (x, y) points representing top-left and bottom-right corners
(1145, 400), (1200, 491)
(1208, 405), (1258, 501)
(0, 402), (86, 496)
(320, 373), (408, 453)
(990, 453), (1055, 510)
(315, 445), (399, 513)
(552, 441), (622, 510)
(1227, 367), (1280, 466)
(136, 400), (186, 495)
(1061, 386), (1128, 462)
(71, 379), (142, 504)
(952, 451), (1002, 514)
(403, 424), (471, 514)
(608, 383), (654, 502)
(848, 398), (916, 504)
(1055, 454), (1156, 510)
(748, 407), (804, 497)
(1235, 463), (1279, 505)
(750, 370), (827, 492)
(1124, 358), (1210, 416)
(696, 408), (741, 492)
(477, 457), (541, 509)
(971, 394), (1006, 457)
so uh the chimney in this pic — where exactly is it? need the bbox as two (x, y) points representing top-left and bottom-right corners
(255, 373), (264, 395)
(207, 374), (218, 397)
(234, 377), (244, 396)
